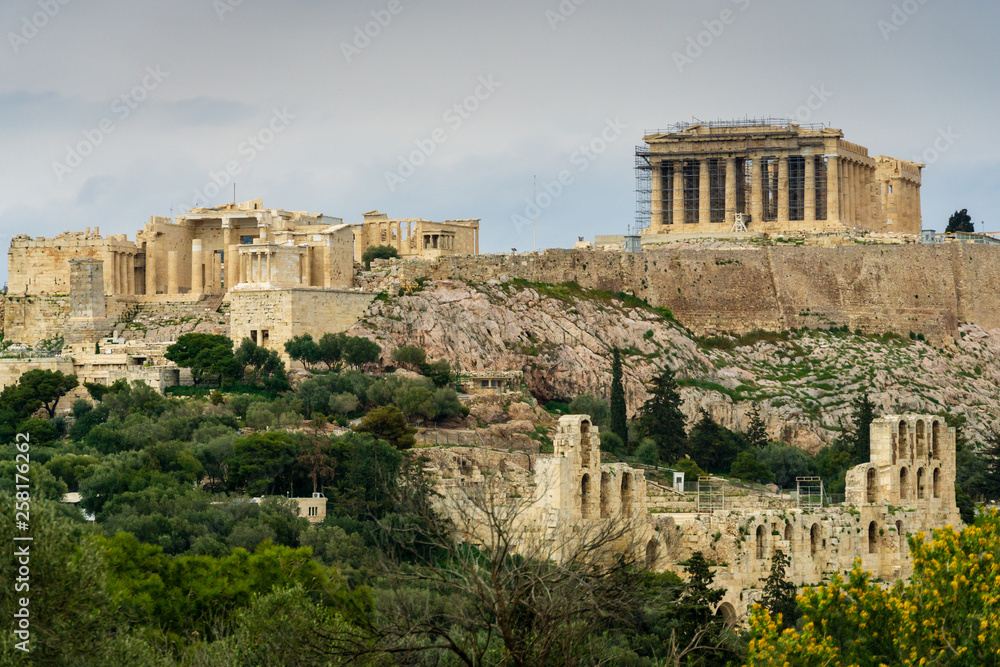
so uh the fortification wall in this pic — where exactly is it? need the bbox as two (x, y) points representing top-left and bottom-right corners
(391, 244), (1000, 341)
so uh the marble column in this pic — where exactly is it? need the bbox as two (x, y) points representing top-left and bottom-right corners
(146, 241), (157, 295)
(778, 157), (790, 222)
(827, 156), (841, 223)
(805, 156), (816, 222)
(126, 254), (134, 295)
(725, 157), (737, 224)
(672, 162), (684, 225)
(191, 240), (203, 295)
(698, 159), (711, 225)
(167, 251), (178, 294)
(751, 157), (764, 223)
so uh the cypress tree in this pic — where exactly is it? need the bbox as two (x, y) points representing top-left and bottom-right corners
(637, 365), (688, 464)
(609, 347), (629, 448)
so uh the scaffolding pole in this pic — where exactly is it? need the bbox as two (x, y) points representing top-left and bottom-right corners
(796, 476), (825, 509)
(697, 476), (725, 512)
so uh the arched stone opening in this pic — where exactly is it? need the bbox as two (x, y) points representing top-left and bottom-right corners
(600, 472), (611, 518)
(933, 468), (940, 498)
(898, 421), (909, 461)
(756, 525), (766, 559)
(899, 467), (909, 500)
(916, 420), (926, 458)
(581, 473), (592, 519)
(580, 419), (591, 438)
(916, 467), (925, 500)
(896, 520), (905, 552)
(810, 523), (820, 556)
(620, 473), (633, 518)
(932, 421), (941, 459)
(784, 522), (793, 544)
(646, 539), (659, 567)
(868, 521), (878, 554)
(715, 602), (737, 625)
(866, 467), (878, 503)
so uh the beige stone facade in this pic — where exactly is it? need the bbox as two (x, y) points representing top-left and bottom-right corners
(353, 211), (480, 262)
(426, 413), (961, 619)
(139, 199), (349, 296)
(638, 122), (923, 236)
(292, 495), (328, 524)
(228, 287), (377, 360)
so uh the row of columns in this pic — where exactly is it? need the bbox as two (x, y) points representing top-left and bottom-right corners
(838, 157), (875, 227)
(376, 221), (479, 255)
(109, 250), (135, 295)
(423, 234), (455, 250)
(652, 154), (845, 228)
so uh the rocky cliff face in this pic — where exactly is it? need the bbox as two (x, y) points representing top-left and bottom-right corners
(349, 279), (1000, 452)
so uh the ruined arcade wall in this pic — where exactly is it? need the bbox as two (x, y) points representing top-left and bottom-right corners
(392, 244), (1000, 341)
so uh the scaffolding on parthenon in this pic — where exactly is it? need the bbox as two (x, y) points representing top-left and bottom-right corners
(634, 117), (830, 233)
(635, 147), (652, 232)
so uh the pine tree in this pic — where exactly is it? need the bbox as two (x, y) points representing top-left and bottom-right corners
(609, 347), (629, 447)
(637, 365), (687, 464)
(759, 550), (799, 628)
(850, 394), (876, 464)
(746, 403), (768, 449)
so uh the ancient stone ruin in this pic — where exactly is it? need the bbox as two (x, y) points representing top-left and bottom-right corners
(425, 413), (961, 619)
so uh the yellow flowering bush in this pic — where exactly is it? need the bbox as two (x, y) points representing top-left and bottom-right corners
(746, 509), (1000, 666)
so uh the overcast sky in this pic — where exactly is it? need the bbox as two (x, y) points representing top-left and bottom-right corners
(1, 0), (997, 282)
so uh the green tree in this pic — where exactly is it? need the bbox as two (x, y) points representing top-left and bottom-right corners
(758, 442), (816, 488)
(342, 336), (381, 368)
(688, 409), (744, 474)
(236, 337), (288, 390)
(0, 498), (112, 662)
(0, 368), (79, 419)
(637, 438), (659, 467)
(610, 347), (629, 446)
(729, 450), (774, 484)
(569, 393), (610, 426)
(354, 405), (416, 450)
(745, 403), (768, 449)
(165, 333), (239, 387)
(391, 344), (426, 370)
(420, 358), (454, 387)
(637, 366), (688, 463)
(946, 208), (974, 233)
(317, 332), (345, 369)
(299, 416), (338, 495)
(226, 431), (302, 495)
(759, 549), (799, 629)
(284, 333), (322, 370)
(361, 243), (399, 269)
(848, 393), (876, 464)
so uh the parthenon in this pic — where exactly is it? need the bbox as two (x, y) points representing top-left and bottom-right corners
(637, 120), (923, 236)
